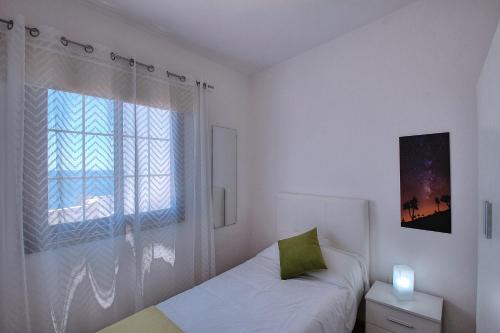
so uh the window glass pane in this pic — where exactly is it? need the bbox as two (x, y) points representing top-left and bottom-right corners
(123, 103), (135, 137)
(86, 134), (113, 177)
(136, 105), (149, 138)
(85, 96), (114, 134)
(48, 178), (61, 225)
(48, 130), (57, 176)
(85, 177), (114, 220)
(150, 176), (171, 211)
(124, 176), (135, 215)
(137, 138), (149, 176)
(123, 137), (135, 177)
(48, 131), (83, 177)
(150, 139), (170, 175)
(150, 107), (171, 139)
(138, 176), (149, 213)
(48, 178), (84, 224)
(48, 89), (82, 131)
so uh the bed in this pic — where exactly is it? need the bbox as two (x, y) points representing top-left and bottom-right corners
(99, 193), (370, 333)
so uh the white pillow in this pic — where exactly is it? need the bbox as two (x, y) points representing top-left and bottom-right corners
(279, 229), (333, 246)
(318, 237), (333, 247)
(257, 243), (279, 261)
(308, 246), (361, 286)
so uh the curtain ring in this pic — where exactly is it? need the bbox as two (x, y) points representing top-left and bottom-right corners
(60, 36), (69, 46)
(147, 65), (155, 72)
(7, 20), (14, 30)
(27, 27), (40, 37)
(129, 58), (135, 67)
(110, 52), (117, 61)
(84, 45), (94, 54)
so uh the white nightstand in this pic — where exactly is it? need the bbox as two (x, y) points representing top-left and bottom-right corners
(365, 281), (443, 333)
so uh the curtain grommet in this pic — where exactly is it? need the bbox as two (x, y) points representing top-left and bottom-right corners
(84, 45), (94, 54)
(26, 27), (40, 37)
(60, 36), (69, 46)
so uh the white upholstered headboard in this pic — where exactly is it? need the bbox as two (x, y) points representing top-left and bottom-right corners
(277, 192), (370, 269)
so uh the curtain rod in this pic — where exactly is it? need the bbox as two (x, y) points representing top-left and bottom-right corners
(110, 52), (156, 73)
(0, 17), (39, 37)
(196, 81), (214, 90)
(1, 17), (214, 89)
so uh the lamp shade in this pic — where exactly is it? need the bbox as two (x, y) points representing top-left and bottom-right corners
(393, 265), (414, 301)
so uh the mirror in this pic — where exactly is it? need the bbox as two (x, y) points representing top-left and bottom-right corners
(212, 126), (237, 228)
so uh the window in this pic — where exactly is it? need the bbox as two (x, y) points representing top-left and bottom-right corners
(23, 88), (184, 252)
(48, 90), (115, 225)
(122, 103), (173, 216)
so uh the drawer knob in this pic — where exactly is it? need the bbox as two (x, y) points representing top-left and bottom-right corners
(386, 316), (414, 329)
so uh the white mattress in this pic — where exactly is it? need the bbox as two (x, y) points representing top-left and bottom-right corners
(157, 244), (368, 333)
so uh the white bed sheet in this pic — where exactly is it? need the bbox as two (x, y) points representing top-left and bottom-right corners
(157, 244), (367, 333)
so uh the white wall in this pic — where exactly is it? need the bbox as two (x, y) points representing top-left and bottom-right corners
(0, 0), (251, 274)
(249, 0), (500, 332)
(476, 15), (500, 333)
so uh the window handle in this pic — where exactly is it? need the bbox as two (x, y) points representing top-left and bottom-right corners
(386, 316), (414, 329)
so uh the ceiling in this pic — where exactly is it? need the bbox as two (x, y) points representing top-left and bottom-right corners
(85, 0), (416, 74)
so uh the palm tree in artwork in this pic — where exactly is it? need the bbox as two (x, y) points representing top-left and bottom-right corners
(402, 201), (412, 221)
(410, 197), (419, 220)
(435, 197), (441, 212)
(440, 194), (451, 209)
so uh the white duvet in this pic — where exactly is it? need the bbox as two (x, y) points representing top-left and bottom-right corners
(157, 244), (368, 333)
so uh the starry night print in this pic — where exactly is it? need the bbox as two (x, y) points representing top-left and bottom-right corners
(399, 132), (451, 233)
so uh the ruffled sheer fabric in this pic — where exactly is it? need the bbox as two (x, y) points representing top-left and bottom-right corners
(0, 17), (215, 333)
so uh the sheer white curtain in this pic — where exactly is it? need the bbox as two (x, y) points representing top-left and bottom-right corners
(0, 15), (31, 333)
(193, 83), (216, 284)
(0, 17), (214, 333)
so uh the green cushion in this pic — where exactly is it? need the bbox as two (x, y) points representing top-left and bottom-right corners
(278, 228), (327, 280)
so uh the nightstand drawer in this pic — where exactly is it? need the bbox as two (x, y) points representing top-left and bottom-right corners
(366, 300), (441, 333)
(366, 323), (394, 333)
